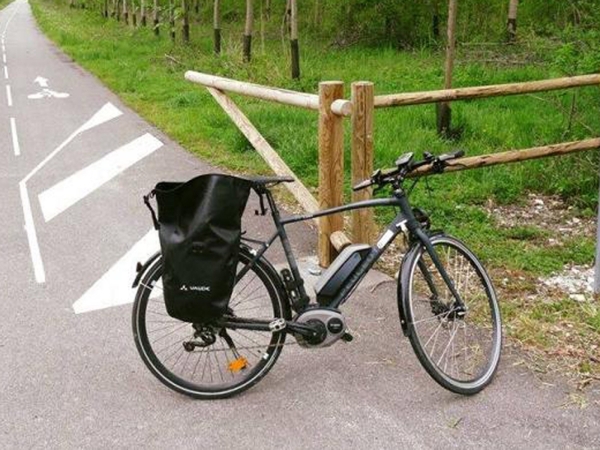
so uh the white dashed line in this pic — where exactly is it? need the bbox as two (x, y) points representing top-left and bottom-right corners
(6, 84), (12, 106)
(10, 117), (20, 156)
(3, 66), (7, 79)
(2, 53), (6, 64)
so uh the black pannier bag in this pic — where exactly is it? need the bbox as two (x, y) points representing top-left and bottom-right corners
(144, 174), (253, 323)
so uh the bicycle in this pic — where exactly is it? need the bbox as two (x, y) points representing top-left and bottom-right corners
(132, 150), (502, 399)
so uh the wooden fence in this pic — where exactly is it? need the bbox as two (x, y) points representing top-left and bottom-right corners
(186, 71), (600, 273)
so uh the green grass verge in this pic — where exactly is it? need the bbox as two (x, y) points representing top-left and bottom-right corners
(31, 0), (599, 378)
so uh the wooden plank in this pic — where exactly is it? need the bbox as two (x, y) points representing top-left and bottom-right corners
(330, 230), (352, 252)
(318, 81), (345, 267)
(186, 71), (320, 111)
(351, 82), (375, 244)
(374, 74), (600, 108)
(408, 138), (600, 177)
(207, 87), (319, 214)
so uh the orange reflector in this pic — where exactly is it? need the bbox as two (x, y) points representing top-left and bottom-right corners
(228, 357), (248, 373)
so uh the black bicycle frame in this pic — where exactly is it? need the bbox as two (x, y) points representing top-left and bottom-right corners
(235, 187), (465, 318)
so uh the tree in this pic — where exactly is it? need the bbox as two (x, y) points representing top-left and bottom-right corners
(243, 0), (254, 62)
(437, 0), (458, 137)
(507, 0), (519, 42)
(290, 0), (300, 78)
(213, 0), (221, 54)
(182, 0), (190, 42)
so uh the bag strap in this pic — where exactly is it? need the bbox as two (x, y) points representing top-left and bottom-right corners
(143, 191), (160, 230)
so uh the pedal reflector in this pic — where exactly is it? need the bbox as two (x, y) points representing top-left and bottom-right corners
(228, 357), (248, 373)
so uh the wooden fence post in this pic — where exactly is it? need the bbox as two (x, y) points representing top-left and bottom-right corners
(351, 81), (375, 244)
(318, 81), (345, 267)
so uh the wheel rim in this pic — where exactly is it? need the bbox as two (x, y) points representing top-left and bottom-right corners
(135, 256), (284, 396)
(408, 239), (501, 387)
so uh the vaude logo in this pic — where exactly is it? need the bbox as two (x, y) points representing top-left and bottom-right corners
(180, 285), (210, 292)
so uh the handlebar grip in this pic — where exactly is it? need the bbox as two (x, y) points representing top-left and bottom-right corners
(438, 149), (465, 162)
(352, 179), (373, 192)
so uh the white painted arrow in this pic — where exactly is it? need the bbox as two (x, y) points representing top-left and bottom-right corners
(73, 230), (160, 314)
(34, 76), (48, 87)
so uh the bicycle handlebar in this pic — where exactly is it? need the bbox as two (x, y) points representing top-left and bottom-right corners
(352, 149), (465, 192)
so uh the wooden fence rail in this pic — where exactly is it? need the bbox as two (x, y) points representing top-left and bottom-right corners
(374, 74), (600, 108)
(187, 70), (600, 271)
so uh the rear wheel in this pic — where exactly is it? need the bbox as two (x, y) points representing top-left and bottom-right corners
(132, 248), (290, 399)
(400, 235), (502, 395)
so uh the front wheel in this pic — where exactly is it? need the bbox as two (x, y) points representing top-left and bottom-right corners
(132, 248), (291, 399)
(400, 234), (502, 395)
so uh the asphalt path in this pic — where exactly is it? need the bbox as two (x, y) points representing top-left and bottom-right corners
(1, 1), (599, 448)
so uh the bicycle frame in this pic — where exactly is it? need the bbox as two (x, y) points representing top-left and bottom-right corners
(235, 186), (465, 319)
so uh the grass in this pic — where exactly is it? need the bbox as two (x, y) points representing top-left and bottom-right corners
(31, 0), (600, 380)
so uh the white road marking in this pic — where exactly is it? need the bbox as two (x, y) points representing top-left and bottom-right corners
(39, 133), (163, 222)
(4, 65), (8, 79)
(6, 84), (12, 106)
(28, 76), (69, 99)
(10, 117), (20, 156)
(19, 182), (45, 284)
(22, 102), (123, 184)
(28, 88), (70, 100)
(2, 53), (5, 64)
(34, 76), (48, 87)
(1, 1), (20, 36)
(20, 103), (123, 283)
(72, 229), (159, 314)
(2, 45), (5, 53)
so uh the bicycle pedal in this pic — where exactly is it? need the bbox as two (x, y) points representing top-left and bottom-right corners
(228, 356), (249, 373)
(341, 332), (354, 342)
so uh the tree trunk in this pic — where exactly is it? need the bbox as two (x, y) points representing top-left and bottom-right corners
(437, 0), (458, 137)
(194, 0), (199, 15)
(141, 0), (146, 25)
(432, 0), (440, 39)
(153, 0), (159, 35)
(507, 0), (519, 42)
(243, 0), (254, 62)
(169, 0), (176, 41)
(182, 0), (190, 42)
(313, 0), (322, 27)
(213, 0), (221, 54)
(290, 0), (300, 79)
(124, 0), (129, 24)
(103, 0), (109, 17)
(132, 1), (137, 27)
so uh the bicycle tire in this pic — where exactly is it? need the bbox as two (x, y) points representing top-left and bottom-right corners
(399, 234), (502, 395)
(132, 247), (291, 399)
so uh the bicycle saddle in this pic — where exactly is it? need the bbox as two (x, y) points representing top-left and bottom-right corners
(249, 176), (295, 186)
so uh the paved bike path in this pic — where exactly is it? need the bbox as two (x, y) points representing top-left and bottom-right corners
(1, 1), (598, 448)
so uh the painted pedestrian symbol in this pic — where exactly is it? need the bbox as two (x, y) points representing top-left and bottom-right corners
(28, 76), (69, 99)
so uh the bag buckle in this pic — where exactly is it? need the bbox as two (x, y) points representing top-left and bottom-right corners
(269, 318), (286, 332)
